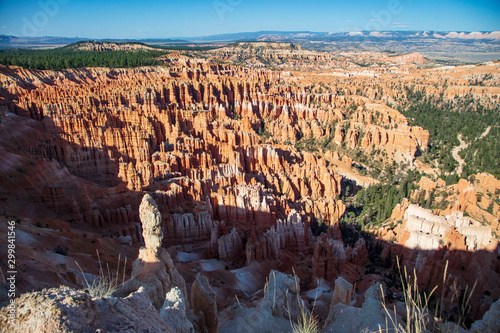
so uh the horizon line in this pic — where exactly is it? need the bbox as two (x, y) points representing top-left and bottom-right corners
(2, 29), (500, 41)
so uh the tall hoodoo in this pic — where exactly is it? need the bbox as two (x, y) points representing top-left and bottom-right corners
(114, 194), (188, 310)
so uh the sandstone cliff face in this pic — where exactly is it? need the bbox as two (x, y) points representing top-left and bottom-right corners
(390, 52), (428, 65)
(0, 64), (357, 294)
(311, 226), (368, 284)
(244, 210), (312, 265)
(383, 202), (500, 320)
(444, 175), (500, 231)
(218, 228), (244, 262)
(312, 234), (346, 282)
(208, 42), (333, 65)
(217, 270), (304, 332)
(0, 62), (425, 234)
(407, 174), (500, 232)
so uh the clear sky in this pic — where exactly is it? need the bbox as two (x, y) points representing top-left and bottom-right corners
(0, 0), (499, 39)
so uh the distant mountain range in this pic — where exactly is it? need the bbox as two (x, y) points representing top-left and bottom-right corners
(0, 35), (188, 48)
(1, 30), (500, 48)
(183, 30), (500, 42)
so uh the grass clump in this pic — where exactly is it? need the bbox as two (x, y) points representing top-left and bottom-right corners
(291, 307), (319, 333)
(380, 257), (477, 332)
(434, 262), (477, 331)
(75, 250), (127, 298)
(379, 257), (437, 333)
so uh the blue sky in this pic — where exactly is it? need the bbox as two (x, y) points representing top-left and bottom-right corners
(0, 0), (499, 38)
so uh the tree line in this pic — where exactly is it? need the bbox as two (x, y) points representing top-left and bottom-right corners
(0, 48), (167, 70)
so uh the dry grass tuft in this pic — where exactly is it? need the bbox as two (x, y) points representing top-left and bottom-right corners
(75, 250), (127, 298)
(379, 256), (436, 333)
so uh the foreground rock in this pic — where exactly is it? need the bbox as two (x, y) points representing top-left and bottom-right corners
(191, 273), (218, 333)
(324, 282), (399, 333)
(0, 194), (193, 333)
(161, 287), (194, 333)
(0, 286), (175, 333)
(329, 276), (353, 307)
(218, 270), (306, 332)
(470, 297), (500, 333)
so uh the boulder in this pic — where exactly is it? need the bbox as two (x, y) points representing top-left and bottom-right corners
(331, 276), (353, 306)
(260, 270), (306, 322)
(325, 282), (400, 333)
(160, 286), (194, 333)
(191, 273), (218, 333)
(470, 297), (500, 333)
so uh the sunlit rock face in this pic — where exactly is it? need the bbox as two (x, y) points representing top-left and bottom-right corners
(398, 204), (494, 251)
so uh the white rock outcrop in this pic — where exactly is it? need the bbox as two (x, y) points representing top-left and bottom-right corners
(160, 287), (194, 333)
(402, 204), (494, 250)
